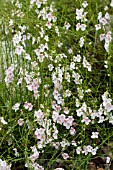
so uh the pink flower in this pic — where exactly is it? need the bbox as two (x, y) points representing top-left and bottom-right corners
(64, 107), (69, 114)
(82, 116), (91, 125)
(57, 114), (65, 124)
(46, 21), (52, 29)
(100, 34), (105, 41)
(34, 128), (45, 141)
(31, 61), (38, 67)
(30, 152), (39, 162)
(95, 24), (101, 30)
(81, 24), (86, 31)
(18, 118), (24, 126)
(76, 23), (81, 31)
(70, 127), (76, 135)
(24, 102), (33, 111)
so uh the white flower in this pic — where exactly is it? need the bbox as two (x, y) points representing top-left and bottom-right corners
(81, 24), (86, 31)
(91, 132), (99, 139)
(91, 147), (98, 155)
(79, 37), (84, 47)
(105, 12), (110, 20)
(18, 118), (24, 126)
(82, 1), (88, 8)
(0, 117), (7, 125)
(76, 8), (84, 20)
(13, 148), (19, 157)
(110, 0), (113, 7)
(106, 157), (110, 164)
(12, 103), (20, 112)
(15, 45), (25, 55)
(24, 54), (31, 60)
(0, 159), (11, 170)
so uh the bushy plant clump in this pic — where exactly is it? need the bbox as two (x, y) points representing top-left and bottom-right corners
(0, 0), (113, 169)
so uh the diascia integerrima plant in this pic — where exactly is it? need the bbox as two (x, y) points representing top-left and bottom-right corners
(0, 0), (113, 169)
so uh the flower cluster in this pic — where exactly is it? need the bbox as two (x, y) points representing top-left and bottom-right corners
(1, 0), (113, 169)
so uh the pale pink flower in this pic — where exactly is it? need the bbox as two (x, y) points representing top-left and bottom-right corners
(30, 152), (39, 162)
(82, 146), (89, 155)
(87, 145), (92, 152)
(18, 118), (24, 126)
(26, 84), (33, 91)
(57, 114), (65, 124)
(24, 102), (33, 111)
(70, 62), (75, 70)
(46, 21), (52, 29)
(62, 153), (69, 160)
(60, 140), (69, 148)
(81, 24), (86, 31)
(76, 108), (84, 117)
(98, 115), (105, 123)
(76, 146), (82, 154)
(28, 103), (33, 111)
(70, 127), (76, 135)
(15, 45), (24, 55)
(91, 147), (98, 155)
(34, 109), (44, 121)
(100, 34), (105, 41)
(64, 107), (69, 114)
(52, 142), (60, 149)
(73, 55), (81, 62)
(64, 22), (71, 30)
(46, 12), (54, 22)
(82, 116), (91, 125)
(104, 103), (113, 112)
(76, 8), (84, 20)
(71, 141), (77, 146)
(31, 61), (38, 67)
(68, 48), (73, 54)
(34, 128), (45, 140)
(99, 17), (107, 25)
(76, 23), (81, 31)
(95, 24), (101, 30)
(17, 77), (22, 85)
(52, 111), (59, 122)
(105, 12), (110, 20)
